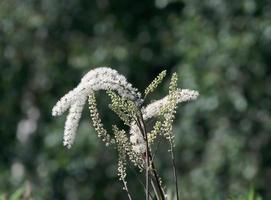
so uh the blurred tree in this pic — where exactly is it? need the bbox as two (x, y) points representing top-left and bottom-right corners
(0, 0), (270, 199)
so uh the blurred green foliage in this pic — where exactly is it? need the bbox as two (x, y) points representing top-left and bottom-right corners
(0, 0), (271, 199)
(229, 188), (262, 200)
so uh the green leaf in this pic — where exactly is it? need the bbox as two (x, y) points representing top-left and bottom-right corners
(10, 187), (24, 200)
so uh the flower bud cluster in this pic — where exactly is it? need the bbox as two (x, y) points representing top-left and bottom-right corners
(89, 92), (114, 146)
(129, 89), (199, 154)
(144, 70), (166, 97)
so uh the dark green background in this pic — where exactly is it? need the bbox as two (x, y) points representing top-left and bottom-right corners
(1, 0), (270, 199)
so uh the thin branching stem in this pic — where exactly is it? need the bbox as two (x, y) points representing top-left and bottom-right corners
(169, 140), (179, 200)
(134, 109), (166, 200)
(121, 176), (132, 200)
(139, 116), (150, 200)
(135, 118), (161, 200)
(149, 157), (166, 200)
(127, 162), (155, 200)
(151, 179), (161, 200)
(137, 112), (166, 200)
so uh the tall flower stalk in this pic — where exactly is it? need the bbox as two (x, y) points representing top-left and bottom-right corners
(52, 67), (199, 199)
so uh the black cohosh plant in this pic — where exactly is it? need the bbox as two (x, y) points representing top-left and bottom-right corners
(52, 67), (199, 200)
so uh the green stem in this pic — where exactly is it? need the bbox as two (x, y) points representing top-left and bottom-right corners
(137, 113), (166, 200)
(169, 140), (179, 200)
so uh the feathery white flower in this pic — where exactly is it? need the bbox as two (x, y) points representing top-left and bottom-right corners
(52, 67), (142, 116)
(52, 89), (77, 116)
(63, 96), (87, 148)
(80, 67), (142, 103)
(129, 122), (146, 154)
(129, 89), (199, 154)
(52, 67), (142, 148)
(142, 89), (199, 120)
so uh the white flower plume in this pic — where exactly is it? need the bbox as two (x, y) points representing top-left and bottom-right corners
(52, 67), (142, 148)
(142, 89), (199, 120)
(52, 67), (142, 116)
(63, 96), (87, 148)
(129, 89), (199, 154)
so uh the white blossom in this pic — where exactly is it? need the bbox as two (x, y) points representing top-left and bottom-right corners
(52, 67), (142, 148)
(63, 96), (86, 148)
(129, 122), (146, 154)
(132, 144), (147, 155)
(52, 89), (77, 116)
(129, 89), (199, 154)
(79, 67), (142, 103)
(52, 67), (142, 116)
(142, 89), (199, 120)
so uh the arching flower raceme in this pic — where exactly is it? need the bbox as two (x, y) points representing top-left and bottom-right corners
(63, 96), (87, 148)
(142, 89), (199, 120)
(129, 89), (199, 154)
(52, 67), (142, 116)
(52, 67), (142, 148)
